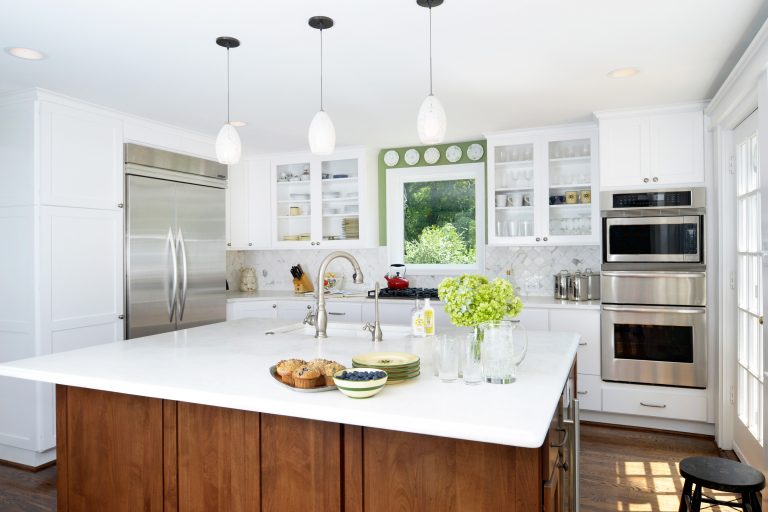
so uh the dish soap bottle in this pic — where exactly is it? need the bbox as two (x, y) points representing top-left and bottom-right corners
(423, 298), (435, 336)
(411, 299), (426, 337)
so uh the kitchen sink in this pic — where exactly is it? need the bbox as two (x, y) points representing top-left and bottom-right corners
(265, 322), (412, 339)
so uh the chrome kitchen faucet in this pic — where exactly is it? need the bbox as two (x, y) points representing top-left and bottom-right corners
(315, 251), (364, 338)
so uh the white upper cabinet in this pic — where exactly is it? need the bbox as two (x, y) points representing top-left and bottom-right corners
(270, 148), (378, 249)
(39, 102), (123, 209)
(227, 159), (271, 249)
(596, 104), (704, 189)
(485, 124), (600, 246)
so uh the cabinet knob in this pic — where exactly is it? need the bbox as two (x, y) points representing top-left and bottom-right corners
(543, 237), (548, 241)
(643, 178), (649, 183)
(272, 304), (277, 308)
(652, 176), (659, 182)
(316, 241), (320, 246)
(117, 203), (124, 208)
(248, 242), (252, 246)
(535, 237), (541, 242)
(311, 242), (316, 246)
(227, 242), (232, 247)
(307, 305), (312, 309)
(118, 314), (125, 320)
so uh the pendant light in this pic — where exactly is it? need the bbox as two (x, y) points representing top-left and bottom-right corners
(416, 0), (447, 145)
(215, 36), (242, 165)
(308, 16), (336, 155)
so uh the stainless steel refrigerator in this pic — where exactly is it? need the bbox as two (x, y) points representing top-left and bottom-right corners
(124, 144), (227, 339)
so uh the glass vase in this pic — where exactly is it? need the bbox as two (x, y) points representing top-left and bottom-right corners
(478, 320), (527, 384)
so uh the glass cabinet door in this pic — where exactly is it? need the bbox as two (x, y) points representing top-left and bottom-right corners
(275, 161), (312, 244)
(547, 138), (593, 239)
(320, 158), (360, 243)
(492, 142), (536, 240)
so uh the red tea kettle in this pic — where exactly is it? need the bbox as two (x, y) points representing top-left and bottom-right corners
(384, 264), (409, 289)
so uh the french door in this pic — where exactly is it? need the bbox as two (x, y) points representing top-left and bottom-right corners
(733, 110), (764, 466)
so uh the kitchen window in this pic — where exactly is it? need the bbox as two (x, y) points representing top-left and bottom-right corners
(386, 163), (485, 274)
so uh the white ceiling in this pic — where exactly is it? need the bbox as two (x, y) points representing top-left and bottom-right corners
(2, 0), (767, 154)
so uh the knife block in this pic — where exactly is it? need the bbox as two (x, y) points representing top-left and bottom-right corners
(293, 274), (314, 294)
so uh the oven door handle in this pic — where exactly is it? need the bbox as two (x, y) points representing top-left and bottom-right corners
(602, 305), (706, 314)
(601, 271), (706, 279)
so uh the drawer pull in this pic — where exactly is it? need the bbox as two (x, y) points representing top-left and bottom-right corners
(640, 402), (667, 409)
(578, 341), (587, 346)
(551, 427), (569, 447)
(328, 312), (346, 316)
(577, 390), (588, 395)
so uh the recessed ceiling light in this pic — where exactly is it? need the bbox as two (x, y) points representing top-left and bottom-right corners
(608, 67), (641, 79)
(5, 47), (45, 60)
(230, 121), (247, 127)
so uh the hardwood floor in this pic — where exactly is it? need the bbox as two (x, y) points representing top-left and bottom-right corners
(0, 463), (56, 512)
(581, 423), (738, 512)
(0, 424), (747, 511)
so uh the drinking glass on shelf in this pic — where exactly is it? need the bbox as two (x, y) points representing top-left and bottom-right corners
(497, 148), (507, 162)
(496, 220), (506, 237)
(520, 220), (532, 236)
(506, 220), (518, 237)
(553, 146), (562, 159)
(523, 168), (534, 185)
(580, 143), (590, 156)
(524, 147), (533, 160)
(511, 148), (519, 161)
(438, 335), (460, 382)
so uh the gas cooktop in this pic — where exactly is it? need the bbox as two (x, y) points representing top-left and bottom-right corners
(367, 287), (439, 300)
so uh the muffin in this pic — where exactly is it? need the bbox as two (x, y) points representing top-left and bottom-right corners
(276, 359), (306, 386)
(293, 365), (321, 389)
(323, 362), (346, 386)
(308, 359), (334, 386)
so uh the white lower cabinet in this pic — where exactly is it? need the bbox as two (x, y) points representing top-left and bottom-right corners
(576, 374), (602, 412)
(227, 301), (278, 320)
(550, 309), (600, 376)
(516, 308), (550, 331)
(601, 382), (707, 422)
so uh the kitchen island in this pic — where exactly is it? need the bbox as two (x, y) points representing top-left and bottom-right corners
(0, 318), (579, 512)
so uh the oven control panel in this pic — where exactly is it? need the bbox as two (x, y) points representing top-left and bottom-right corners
(612, 190), (692, 208)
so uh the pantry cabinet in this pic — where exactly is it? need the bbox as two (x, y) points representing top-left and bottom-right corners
(485, 124), (600, 247)
(270, 148), (378, 249)
(596, 103), (704, 189)
(226, 159), (271, 249)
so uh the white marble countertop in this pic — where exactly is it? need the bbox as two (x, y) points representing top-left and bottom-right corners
(0, 319), (578, 448)
(227, 290), (601, 309)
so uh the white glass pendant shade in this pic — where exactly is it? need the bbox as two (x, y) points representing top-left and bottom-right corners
(308, 110), (336, 155)
(216, 123), (242, 164)
(417, 94), (447, 145)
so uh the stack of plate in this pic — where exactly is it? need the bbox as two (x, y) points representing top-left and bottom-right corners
(351, 352), (420, 384)
(342, 217), (359, 239)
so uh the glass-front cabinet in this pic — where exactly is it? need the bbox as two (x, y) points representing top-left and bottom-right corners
(486, 124), (599, 246)
(271, 149), (376, 248)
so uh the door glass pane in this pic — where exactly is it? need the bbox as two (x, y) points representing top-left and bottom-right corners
(275, 162), (312, 243)
(613, 324), (694, 363)
(403, 179), (477, 265)
(493, 143), (534, 238)
(321, 159), (359, 242)
(548, 139), (592, 237)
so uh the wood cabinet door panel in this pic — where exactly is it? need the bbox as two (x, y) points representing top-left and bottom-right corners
(261, 413), (342, 512)
(58, 386), (163, 512)
(363, 427), (540, 512)
(177, 402), (260, 512)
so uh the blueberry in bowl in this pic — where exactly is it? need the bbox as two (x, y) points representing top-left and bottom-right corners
(333, 368), (388, 398)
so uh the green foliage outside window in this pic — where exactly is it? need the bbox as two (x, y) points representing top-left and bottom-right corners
(403, 179), (476, 265)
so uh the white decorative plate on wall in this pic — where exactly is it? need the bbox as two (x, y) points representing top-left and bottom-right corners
(445, 145), (462, 163)
(424, 147), (440, 164)
(467, 143), (484, 161)
(383, 150), (399, 167)
(404, 149), (420, 166)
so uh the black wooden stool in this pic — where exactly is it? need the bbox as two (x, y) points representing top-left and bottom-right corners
(678, 456), (765, 512)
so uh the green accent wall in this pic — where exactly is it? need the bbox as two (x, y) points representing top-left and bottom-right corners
(378, 140), (487, 245)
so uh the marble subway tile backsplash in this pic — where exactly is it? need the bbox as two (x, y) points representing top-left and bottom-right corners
(227, 245), (600, 297)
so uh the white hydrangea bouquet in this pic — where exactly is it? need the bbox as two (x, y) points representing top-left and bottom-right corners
(437, 274), (523, 327)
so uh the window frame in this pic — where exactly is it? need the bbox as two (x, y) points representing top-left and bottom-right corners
(386, 162), (485, 275)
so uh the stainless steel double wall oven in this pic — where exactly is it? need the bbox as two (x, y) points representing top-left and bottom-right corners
(601, 188), (707, 388)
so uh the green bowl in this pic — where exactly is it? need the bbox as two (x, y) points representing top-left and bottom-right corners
(333, 368), (388, 399)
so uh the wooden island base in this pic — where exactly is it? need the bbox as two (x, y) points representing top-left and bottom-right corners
(55, 385), (562, 512)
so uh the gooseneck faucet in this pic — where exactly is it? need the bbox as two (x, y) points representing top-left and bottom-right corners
(315, 251), (364, 338)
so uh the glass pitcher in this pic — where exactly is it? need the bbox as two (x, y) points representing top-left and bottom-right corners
(478, 320), (528, 384)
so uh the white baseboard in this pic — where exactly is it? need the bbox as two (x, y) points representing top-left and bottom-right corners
(581, 410), (715, 436)
(0, 444), (56, 468)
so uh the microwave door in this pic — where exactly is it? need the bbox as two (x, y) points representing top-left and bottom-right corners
(605, 217), (697, 263)
(683, 216), (701, 263)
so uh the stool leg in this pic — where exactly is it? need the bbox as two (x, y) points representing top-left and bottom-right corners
(690, 484), (702, 512)
(679, 478), (693, 512)
(749, 491), (762, 512)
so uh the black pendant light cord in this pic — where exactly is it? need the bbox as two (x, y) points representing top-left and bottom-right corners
(226, 45), (231, 124)
(320, 27), (324, 111)
(428, 1), (433, 96)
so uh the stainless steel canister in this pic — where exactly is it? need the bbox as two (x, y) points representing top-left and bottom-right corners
(567, 271), (590, 301)
(583, 268), (600, 300)
(554, 270), (569, 299)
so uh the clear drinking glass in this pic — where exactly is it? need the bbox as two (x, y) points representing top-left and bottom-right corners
(463, 333), (483, 385)
(479, 320), (528, 384)
(438, 334), (460, 382)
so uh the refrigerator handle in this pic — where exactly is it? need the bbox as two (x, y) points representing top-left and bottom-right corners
(167, 228), (178, 323)
(177, 228), (189, 322)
